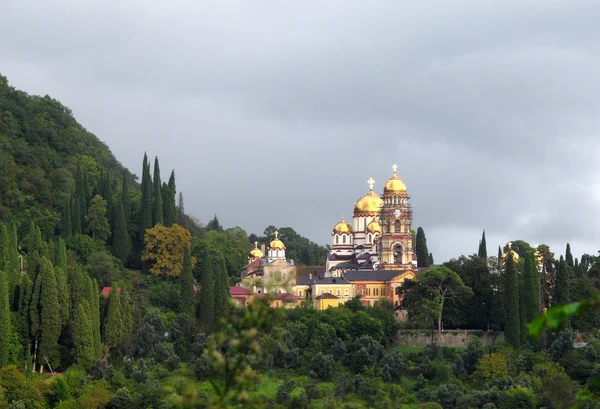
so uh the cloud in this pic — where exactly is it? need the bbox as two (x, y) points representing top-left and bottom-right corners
(1, 0), (599, 261)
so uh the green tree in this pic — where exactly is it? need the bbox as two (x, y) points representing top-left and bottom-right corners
(61, 197), (72, 238)
(86, 195), (110, 241)
(90, 278), (102, 359)
(523, 252), (540, 329)
(0, 224), (9, 273)
(71, 193), (82, 235)
(72, 302), (95, 369)
(180, 246), (195, 319)
(428, 253), (434, 266)
(55, 266), (70, 329)
(503, 253), (521, 347)
(55, 237), (67, 271)
(139, 153), (153, 242)
(197, 244), (215, 333)
(111, 199), (131, 263)
(164, 170), (177, 226)
(500, 386), (536, 409)
(498, 246), (502, 268)
(415, 227), (430, 267)
(553, 256), (570, 307)
(565, 243), (574, 267)
(121, 288), (133, 344)
(121, 169), (131, 226)
(0, 270), (10, 366)
(8, 222), (20, 290)
(207, 214), (223, 232)
(478, 230), (487, 259)
(213, 252), (231, 330)
(103, 286), (123, 351)
(398, 266), (472, 336)
(152, 157), (163, 226)
(38, 258), (61, 371)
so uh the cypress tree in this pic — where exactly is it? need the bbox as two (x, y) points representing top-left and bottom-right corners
(121, 288), (133, 343)
(497, 246), (502, 268)
(72, 301), (95, 369)
(17, 274), (33, 342)
(55, 266), (71, 329)
(428, 253), (434, 266)
(139, 153), (153, 242)
(55, 238), (67, 271)
(8, 222), (20, 288)
(523, 252), (540, 322)
(197, 245), (214, 333)
(83, 169), (91, 208)
(38, 258), (61, 370)
(162, 182), (173, 227)
(178, 192), (185, 227)
(503, 253), (520, 347)
(121, 170), (131, 226)
(68, 264), (87, 322)
(213, 252), (231, 330)
(0, 270), (11, 366)
(565, 243), (574, 268)
(519, 278), (527, 346)
(71, 194), (82, 235)
(180, 247), (195, 319)
(0, 223), (9, 273)
(76, 164), (87, 232)
(478, 230), (487, 259)
(152, 157), (163, 226)
(415, 227), (429, 267)
(61, 197), (72, 238)
(112, 199), (132, 264)
(103, 286), (123, 349)
(89, 278), (102, 359)
(553, 256), (570, 306)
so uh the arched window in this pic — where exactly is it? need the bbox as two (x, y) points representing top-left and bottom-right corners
(337, 289), (341, 296)
(328, 290), (332, 294)
(394, 220), (401, 232)
(344, 289), (348, 296)
(375, 288), (378, 296)
(366, 300), (371, 306)
(321, 290), (325, 295)
(394, 244), (403, 264)
(368, 234), (372, 243)
(299, 290), (303, 297)
(342, 235), (346, 244)
(336, 235), (339, 244)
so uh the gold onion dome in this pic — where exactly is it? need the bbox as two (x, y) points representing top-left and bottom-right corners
(384, 164), (407, 194)
(354, 177), (383, 215)
(366, 219), (382, 234)
(332, 215), (353, 235)
(269, 231), (285, 249)
(501, 242), (520, 264)
(249, 241), (264, 258)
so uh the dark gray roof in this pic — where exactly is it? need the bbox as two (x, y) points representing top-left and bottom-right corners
(296, 275), (350, 286)
(344, 269), (409, 281)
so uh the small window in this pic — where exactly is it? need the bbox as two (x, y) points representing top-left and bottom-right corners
(299, 290), (303, 297)
(321, 290), (325, 295)
(328, 289), (332, 294)
(342, 235), (346, 244)
(336, 289), (341, 296)
(344, 289), (348, 296)
(366, 300), (371, 306)
(336, 236), (339, 244)
(375, 288), (378, 296)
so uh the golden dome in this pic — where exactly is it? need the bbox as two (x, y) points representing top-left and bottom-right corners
(366, 219), (382, 234)
(501, 242), (520, 264)
(384, 164), (407, 194)
(269, 231), (285, 249)
(332, 215), (353, 235)
(249, 241), (264, 258)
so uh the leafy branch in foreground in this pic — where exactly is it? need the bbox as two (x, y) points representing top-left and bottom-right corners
(206, 297), (284, 409)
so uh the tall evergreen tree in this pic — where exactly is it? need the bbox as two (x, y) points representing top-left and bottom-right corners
(75, 163), (87, 232)
(121, 170), (131, 226)
(61, 197), (72, 238)
(180, 247), (195, 319)
(519, 278), (527, 346)
(152, 157), (163, 226)
(523, 252), (541, 322)
(0, 270), (10, 367)
(565, 243), (574, 268)
(415, 227), (429, 267)
(103, 286), (123, 350)
(112, 199), (132, 264)
(213, 252), (231, 330)
(178, 192), (185, 227)
(38, 258), (61, 371)
(83, 169), (91, 208)
(197, 244), (215, 333)
(162, 182), (175, 227)
(139, 153), (153, 242)
(86, 195), (111, 242)
(503, 253), (520, 347)
(8, 222), (20, 285)
(121, 288), (133, 344)
(478, 230), (487, 259)
(428, 253), (434, 266)
(72, 301), (95, 369)
(71, 193), (82, 235)
(553, 256), (571, 306)
(17, 275), (33, 342)
(90, 278), (102, 359)
(207, 214), (223, 232)
(167, 170), (176, 225)
(497, 246), (502, 268)
(0, 223), (9, 273)
(55, 266), (70, 330)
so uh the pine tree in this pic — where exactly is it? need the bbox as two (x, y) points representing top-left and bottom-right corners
(17, 275), (33, 342)
(0, 270), (11, 366)
(180, 247), (195, 319)
(55, 238), (67, 271)
(38, 258), (61, 371)
(565, 243), (574, 268)
(197, 245), (214, 333)
(415, 227), (429, 267)
(213, 252), (231, 330)
(112, 199), (132, 264)
(178, 192), (185, 227)
(152, 157), (163, 226)
(72, 301), (95, 369)
(553, 256), (570, 306)
(139, 153), (153, 242)
(207, 215), (223, 232)
(503, 253), (520, 347)
(103, 287), (123, 349)
(478, 230), (487, 259)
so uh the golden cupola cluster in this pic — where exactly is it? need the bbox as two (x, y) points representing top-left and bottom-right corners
(269, 231), (285, 249)
(354, 177), (384, 216)
(332, 215), (353, 235)
(384, 164), (407, 195)
(501, 242), (520, 264)
(249, 241), (264, 259)
(366, 219), (382, 234)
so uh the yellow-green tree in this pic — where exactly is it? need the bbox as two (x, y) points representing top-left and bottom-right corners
(142, 224), (193, 277)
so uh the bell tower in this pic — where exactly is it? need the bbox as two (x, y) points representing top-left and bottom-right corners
(378, 164), (414, 270)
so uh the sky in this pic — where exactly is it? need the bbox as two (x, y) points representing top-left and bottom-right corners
(2, 0), (600, 262)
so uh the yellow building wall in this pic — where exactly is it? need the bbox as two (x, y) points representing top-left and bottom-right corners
(313, 285), (353, 298)
(314, 298), (344, 310)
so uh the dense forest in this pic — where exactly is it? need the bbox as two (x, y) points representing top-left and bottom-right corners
(1, 74), (600, 409)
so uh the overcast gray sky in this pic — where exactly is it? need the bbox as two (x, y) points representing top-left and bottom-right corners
(2, 0), (600, 262)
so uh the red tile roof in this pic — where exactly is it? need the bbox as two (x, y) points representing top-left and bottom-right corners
(100, 287), (121, 297)
(230, 286), (253, 296)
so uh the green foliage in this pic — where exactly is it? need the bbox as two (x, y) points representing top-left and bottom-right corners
(503, 251), (521, 347)
(86, 195), (110, 242)
(472, 353), (509, 385)
(103, 287), (123, 348)
(212, 251), (231, 330)
(500, 386), (536, 409)
(152, 157), (163, 226)
(416, 227), (430, 267)
(0, 271), (10, 366)
(180, 246), (195, 319)
(38, 257), (61, 367)
(553, 256), (571, 306)
(139, 153), (153, 243)
(72, 302), (95, 369)
(196, 243), (215, 333)
(478, 230), (488, 259)
(111, 199), (131, 264)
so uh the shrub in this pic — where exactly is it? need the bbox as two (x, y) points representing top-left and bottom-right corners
(500, 386), (536, 409)
(308, 353), (334, 381)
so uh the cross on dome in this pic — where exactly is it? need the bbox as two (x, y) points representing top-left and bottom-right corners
(392, 164), (398, 175)
(341, 213), (345, 221)
(254, 241), (259, 248)
(274, 231), (279, 239)
(367, 177), (375, 191)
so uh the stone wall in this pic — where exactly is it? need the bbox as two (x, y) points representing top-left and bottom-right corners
(397, 330), (504, 347)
